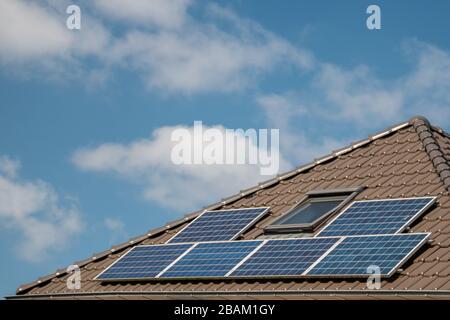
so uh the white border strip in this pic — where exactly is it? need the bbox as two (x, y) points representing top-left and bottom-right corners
(302, 237), (345, 275)
(156, 243), (198, 278)
(225, 240), (268, 276)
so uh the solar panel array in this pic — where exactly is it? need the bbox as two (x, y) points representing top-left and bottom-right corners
(95, 243), (192, 280)
(168, 207), (269, 243)
(308, 233), (430, 276)
(316, 197), (435, 237)
(230, 238), (338, 277)
(97, 233), (429, 280)
(161, 241), (262, 278)
(96, 198), (434, 281)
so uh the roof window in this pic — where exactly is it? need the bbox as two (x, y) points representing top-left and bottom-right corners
(265, 187), (362, 234)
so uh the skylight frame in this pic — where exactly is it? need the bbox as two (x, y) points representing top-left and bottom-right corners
(264, 187), (363, 234)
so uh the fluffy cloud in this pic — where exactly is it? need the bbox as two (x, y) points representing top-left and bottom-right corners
(0, 155), (20, 178)
(257, 94), (345, 163)
(402, 42), (450, 123)
(313, 64), (404, 123)
(256, 41), (450, 165)
(72, 125), (289, 211)
(93, 0), (191, 29)
(101, 3), (313, 93)
(0, 0), (312, 93)
(312, 41), (450, 127)
(108, 28), (306, 93)
(0, 0), (110, 60)
(0, 155), (83, 262)
(0, 0), (71, 60)
(104, 217), (127, 244)
(0, 0), (110, 83)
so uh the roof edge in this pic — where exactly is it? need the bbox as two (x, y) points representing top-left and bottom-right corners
(410, 116), (450, 194)
(7, 289), (450, 300)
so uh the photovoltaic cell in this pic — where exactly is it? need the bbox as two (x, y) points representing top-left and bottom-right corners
(230, 237), (339, 277)
(160, 241), (262, 278)
(167, 207), (269, 243)
(307, 233), (430, 277)
(316, 197), (435, 237)
(95, 243), (192, 280)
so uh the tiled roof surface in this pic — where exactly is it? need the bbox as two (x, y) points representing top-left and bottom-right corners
(11, 117), (450, 299)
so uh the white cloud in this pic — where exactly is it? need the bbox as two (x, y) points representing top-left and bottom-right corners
(0, 155), (83, 262)
(310, 41), (450, 128)
(313, 64), (404, 124)
(72, 125), (289, 211)
(257, 93), (345, 164)
(402, 41), (450, 123)
(103, 3), (313, 94)
(93, 0), (192, 29)
(0, 0), (71, 60)
(256, 41), (450, 165)
(0, 0), (110, 60)
(0, 155), (20, 178)
(104, 217), (127, 243)
(0, 0), (111, 83)
(108, 30), (303, 93)
(104, 217), (125, 232)
(0, 0), (312, 93)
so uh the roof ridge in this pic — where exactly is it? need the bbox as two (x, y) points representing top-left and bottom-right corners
(410, 116), (450, 194)
(14, 117), (421, 295)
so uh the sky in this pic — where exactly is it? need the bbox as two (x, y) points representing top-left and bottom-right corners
(1, 0), (450, 297)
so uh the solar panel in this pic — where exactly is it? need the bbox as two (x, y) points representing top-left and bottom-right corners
(316, 197), (435, 237)
(160, 240), (262, 278)
(95, 243), (193, 280)
(167, 207), (269, 243)
(307, 233), (430, 277)
(230, 237), (339, 277)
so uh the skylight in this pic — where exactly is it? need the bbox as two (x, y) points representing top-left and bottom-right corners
(276, 198), (343, 225)
(265, 188), (362, 233)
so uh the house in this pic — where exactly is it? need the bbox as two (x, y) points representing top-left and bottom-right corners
(7, 116), (450, 300)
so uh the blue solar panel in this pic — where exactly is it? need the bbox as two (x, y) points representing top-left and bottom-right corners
(230, 237), (339, 277)
(95, 243), (192, 280)
(317, 197), (435, 237)
(307, 233), (430, 277)
(160, 241), (262, 278)
(168, 207), (269, 243)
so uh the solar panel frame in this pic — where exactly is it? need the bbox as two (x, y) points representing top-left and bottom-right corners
(166, 207), (270, 244)
(315, 197), (436, 237)
(306, 233), (431, 278)
(159, 240), (264, 279)
(94, 243), (194, 281)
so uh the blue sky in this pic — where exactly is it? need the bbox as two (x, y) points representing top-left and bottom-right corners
(1, 0), (450, 297)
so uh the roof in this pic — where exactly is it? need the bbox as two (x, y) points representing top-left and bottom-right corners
(8, 116), (450, 300)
